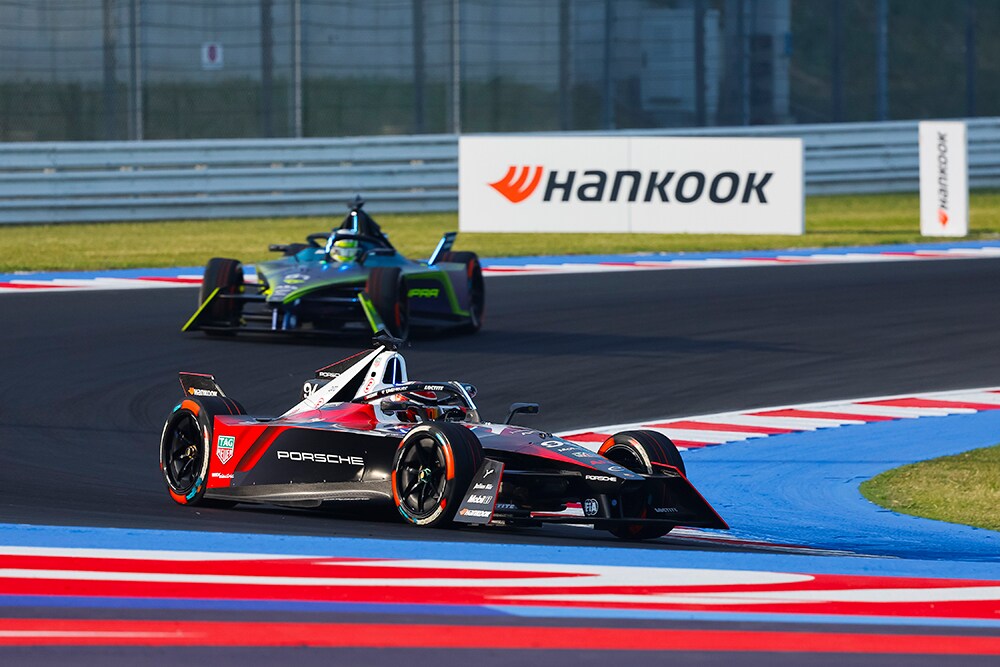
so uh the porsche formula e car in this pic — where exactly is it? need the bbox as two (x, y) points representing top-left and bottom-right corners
(182, 197), (484, 339)
(159, 334), (728, 539)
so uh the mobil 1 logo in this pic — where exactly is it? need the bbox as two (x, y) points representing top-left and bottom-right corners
(454, 458), (505, 525)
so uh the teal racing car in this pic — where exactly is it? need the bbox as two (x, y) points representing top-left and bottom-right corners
(183, 197), (484, 339)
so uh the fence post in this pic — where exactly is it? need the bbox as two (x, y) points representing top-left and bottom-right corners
(292, 0), (302, 138)
(260, 0), (274, 137)
(601, 0), (615, 130)
(102, 0), (118, 140)
(694, 0), (706, 126)
(412, 0), (426, 134)
(875, 0), (889, 121)
(965, 0), (976, 117)
(831, 0), (843, 122)
(738, 0), (749, 126)
(448, 0), (461, 134)
(559, 0), (571, 131)
(128, 0), (143, 140)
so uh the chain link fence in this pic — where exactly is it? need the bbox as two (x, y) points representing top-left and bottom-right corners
(0, 0), (995, 142)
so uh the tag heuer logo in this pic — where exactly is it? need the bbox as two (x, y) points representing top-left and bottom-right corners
(216, 435), (235, 464)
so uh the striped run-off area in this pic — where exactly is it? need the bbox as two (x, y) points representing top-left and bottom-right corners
(4, 244), (1000, 292)
(0, 388), (998, 654)
(0, 618), (995, 653)
(0, 546), (996, 651)
(559, 387), (1000, 451)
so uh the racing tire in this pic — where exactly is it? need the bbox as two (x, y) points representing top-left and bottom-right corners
(367, 266), (409, 340)
(391, 423), (484, 528)
(438, 251), (485, 334)
(599, 430), (686, 541)
(199, 257), (244, 335)
(159, 395), (245, 508)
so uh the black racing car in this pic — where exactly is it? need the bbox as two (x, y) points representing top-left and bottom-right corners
(159, 334), (728, 540)
(183, 197), (484, 339)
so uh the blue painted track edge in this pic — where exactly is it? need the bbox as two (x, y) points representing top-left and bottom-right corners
(1, 519), (997, 579)
(5, 239), (1000, 281)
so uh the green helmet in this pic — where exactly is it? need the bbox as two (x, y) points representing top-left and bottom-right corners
(333, 238), (359, 262)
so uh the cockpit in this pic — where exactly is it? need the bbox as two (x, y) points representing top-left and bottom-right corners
(323, 196), (396, 265)
(289, 336), (481, 425)
(356, 381), (481, 424)
(346, 347), (480, 424)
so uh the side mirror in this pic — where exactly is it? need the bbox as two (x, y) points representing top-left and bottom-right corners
(504, 402), (539, 424)
(372, 329), (405, 351)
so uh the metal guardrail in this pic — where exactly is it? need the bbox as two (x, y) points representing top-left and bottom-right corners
(0, 136), (459, 224)
(660, 118), (1000, 195)
(2, 118), (1000, 224)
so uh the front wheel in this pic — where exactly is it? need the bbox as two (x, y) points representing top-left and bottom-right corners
(391, 423), (483, 527)
(439, 251), (485, 334)
(159, 396), (244, 508)
(599, 430), (686, 541)
(199, 257), (244, 334)
(366, 266), (409, 339)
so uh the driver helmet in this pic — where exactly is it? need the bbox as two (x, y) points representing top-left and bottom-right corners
(387, 390), (468, 423)
(399, 405), (469, 423)
(332, 238), (359, 262)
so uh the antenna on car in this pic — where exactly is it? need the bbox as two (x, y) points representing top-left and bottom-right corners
(372, 328), (405, 351)
(347, 194), (366, 211)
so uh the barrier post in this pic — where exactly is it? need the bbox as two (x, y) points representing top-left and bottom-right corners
(919, 121), (968, 237)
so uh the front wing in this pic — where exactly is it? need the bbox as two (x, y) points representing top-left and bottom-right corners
(184, 272), (472, 335)
(183, 288), (387, 336)
(456, 460), (728, 530)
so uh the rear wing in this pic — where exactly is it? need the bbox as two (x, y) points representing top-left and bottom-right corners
(178, 372), (226, 398)
(428, 232), (457, 265)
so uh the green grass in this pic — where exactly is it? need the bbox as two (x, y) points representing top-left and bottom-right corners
(3, 190), (1000, 273)
(860, 445), (1000, 532)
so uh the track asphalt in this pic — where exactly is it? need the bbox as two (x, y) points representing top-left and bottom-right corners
(1, 257), (999, 663)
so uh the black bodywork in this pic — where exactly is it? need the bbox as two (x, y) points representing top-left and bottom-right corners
(161, 336), (728, 537)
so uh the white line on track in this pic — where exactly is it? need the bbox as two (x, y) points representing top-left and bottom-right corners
(5, 245), (1000, 293)
(559, 386), (1000, 451)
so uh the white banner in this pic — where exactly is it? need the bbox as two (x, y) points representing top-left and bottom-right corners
(919, 121), (968, 237)
(459, 135), (803, 234)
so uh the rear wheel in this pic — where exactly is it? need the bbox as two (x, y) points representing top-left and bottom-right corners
(392, 423), (483, 527)
(159, 396), (245, 508)
(599, 430), (685, 541)
(199, 257), (244, 334)
(439, 251), (484, 333)
(367, 266), (409, 339)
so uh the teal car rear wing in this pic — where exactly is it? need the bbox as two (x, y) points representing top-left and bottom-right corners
(428, 232), (457, 265)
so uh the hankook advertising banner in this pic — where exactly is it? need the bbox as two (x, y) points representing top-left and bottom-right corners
(919, 121), (968, 237)
(459, 135), (804, 234)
